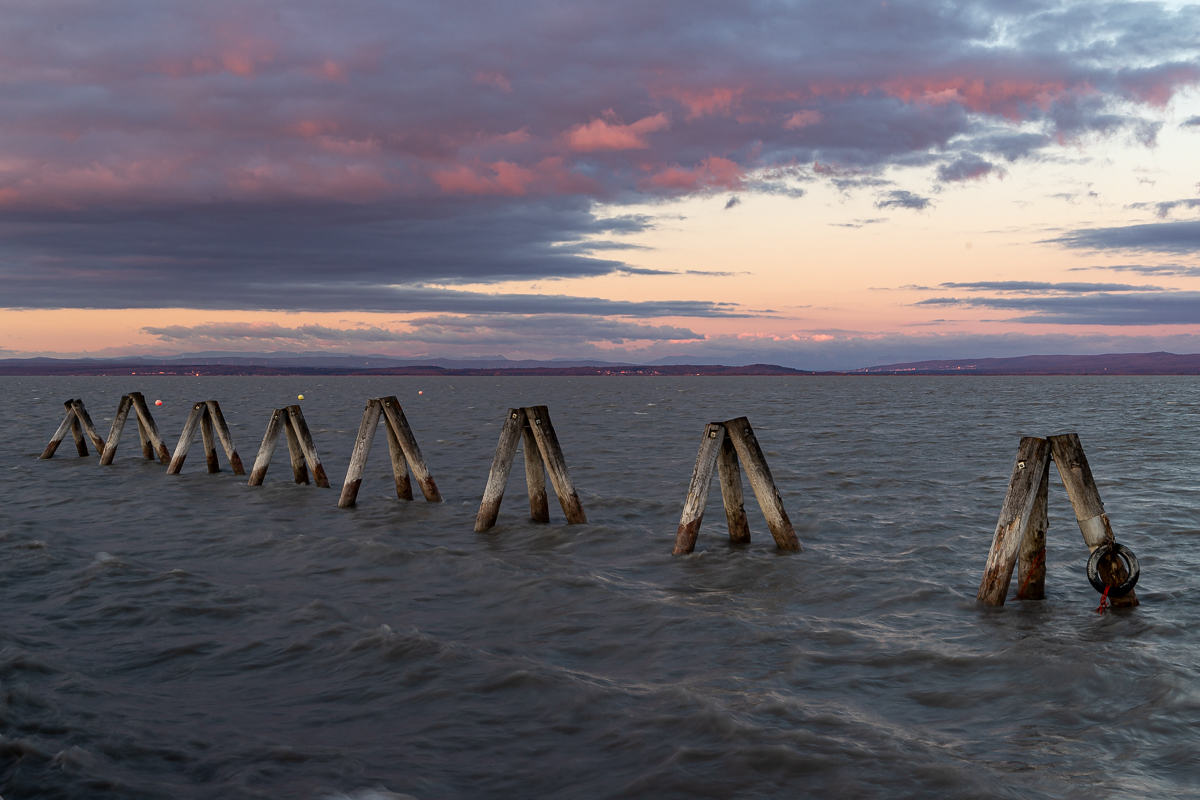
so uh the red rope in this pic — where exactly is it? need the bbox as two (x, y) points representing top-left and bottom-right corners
(1094, 584), (1111, 614)
(1015, 550), (1045, 599)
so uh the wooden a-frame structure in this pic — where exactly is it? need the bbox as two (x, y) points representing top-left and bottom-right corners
(166, 400), (245, 475)
(247, 405), (330, 488)
(474, 406), (586, 532)
(98, 392), (171, 465)
(338, 397), (441, 507)
(672, 417), (801, 554)
(977, 432), (1138, 607)
(40, 399), (106, 459)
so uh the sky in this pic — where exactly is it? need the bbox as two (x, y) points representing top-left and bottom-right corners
(2, 0), (1200, 370)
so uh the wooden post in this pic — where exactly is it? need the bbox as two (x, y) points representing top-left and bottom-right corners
(40, 404), (78, 459)
(69, 400), (105, 452)
(722, 417), (800, 551)
(136, 414), (152, 460)
(338, 399), (383, 508)
(200, 406), (220, 473)
(976, 437), (1052, 606)
(522, 421), (549, 523)
(285, 406), (330, 488)
(1048, 433), (1139, 608)
(378, 397), (442, 502)
(717, 435), (751, 544)
(474, 408), (525, 532)
(672, 422), (725, 554)
(247, 409), (284, 486)
(524, 405), (586, 524)
(205, 401), (245, 475)
(99, 395), (134, 465)
(1015, 461), (1050, 600)
(129, 393), (171, 463)
(282, 410), (309, 484)
(383, 414), (413, 500)
(166, 402), (206, 474)
(70, 408), (89, 456)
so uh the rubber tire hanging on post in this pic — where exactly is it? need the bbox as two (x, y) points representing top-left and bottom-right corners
(1086, 543), (1140, 597)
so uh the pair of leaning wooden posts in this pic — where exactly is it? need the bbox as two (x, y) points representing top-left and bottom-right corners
(978, 433), (1139, 608)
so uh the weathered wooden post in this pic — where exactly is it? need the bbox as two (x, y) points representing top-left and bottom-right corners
(672, 417), (800, 554)
(976, 437), (1052, 605)
(247, 406), (330, 487)
(40, 399), (105, 458)
(129, 393), (171, 462)
(1048, 433), (1139, 608)
(166, 400), (245, 475)
(976, 433), (1139, 608)
(474, 405), (586, 532)
(337, 397), (441, 508)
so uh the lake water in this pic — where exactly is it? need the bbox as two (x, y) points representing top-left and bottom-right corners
(1, 376), (1198, 799)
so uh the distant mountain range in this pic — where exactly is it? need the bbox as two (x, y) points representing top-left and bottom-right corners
(4, 351), (1200, 376)
(857, 351), (1200, 375)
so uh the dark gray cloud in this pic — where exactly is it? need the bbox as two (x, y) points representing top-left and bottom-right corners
(876, 190), (932, 211)
(1076, 263), (1200, 277)
(936, 154), (999, 183)
(1127, 198), (1200, 219)
(1182, 116), (1200, 127)
(0, 0), (1197, 309)
(143, 315), (704, 347)
(916, 291), (1200, 325)
(1049, 220), (1200, 254)
(724, 196), (741, 210)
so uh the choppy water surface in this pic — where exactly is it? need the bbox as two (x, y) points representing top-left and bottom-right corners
(2, 376), (1199, 799)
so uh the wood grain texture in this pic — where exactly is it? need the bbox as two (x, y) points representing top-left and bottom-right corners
(717, 434), (751, 544)
(247, 409), (283, 486)
(723, 417), (800, 551)
(378, 397), (441, 502)
(522, 422), (549, 523)
(40, 406), (77, 459)
(1015, 459), (1050, 600)
(976, 437), (1052, 606)
(99, 395), (133, 465)
(282, 411), (309, 484)
(338, 399), (382, 508)
(672, 422), (725, 555)
(205, 401), (245, 475)
(1048, 433), (1139, 608)
(167, 403), (205, 474)
(70, 407), (89, 457)
(129, 393), (171, 463)
(524, 405), (586, 525)
(136, 413), (152, 460)
(383, 414), (413, 500)
(69, 400), (106, 452)
(474, 408), (525, 532)
(200, 407), (220, 473)
(285, 406), (330, 489)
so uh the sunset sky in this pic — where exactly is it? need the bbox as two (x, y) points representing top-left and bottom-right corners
(2, 0), (1200, 369)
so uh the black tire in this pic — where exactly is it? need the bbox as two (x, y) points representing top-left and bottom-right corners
(1087, 543), (1140, 597)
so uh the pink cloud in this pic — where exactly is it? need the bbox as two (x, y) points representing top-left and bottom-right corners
(784, 110), (823, 129)
(431, 157), (597, 196)
(475, 71), (513, 93)
(565, 113), (670, 152)
(643, 157), (743, 192)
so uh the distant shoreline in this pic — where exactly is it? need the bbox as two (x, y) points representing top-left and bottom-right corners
(5, 350), (1200, 376)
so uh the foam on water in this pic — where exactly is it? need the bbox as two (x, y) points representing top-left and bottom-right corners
(1, 376), (1199, 798)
